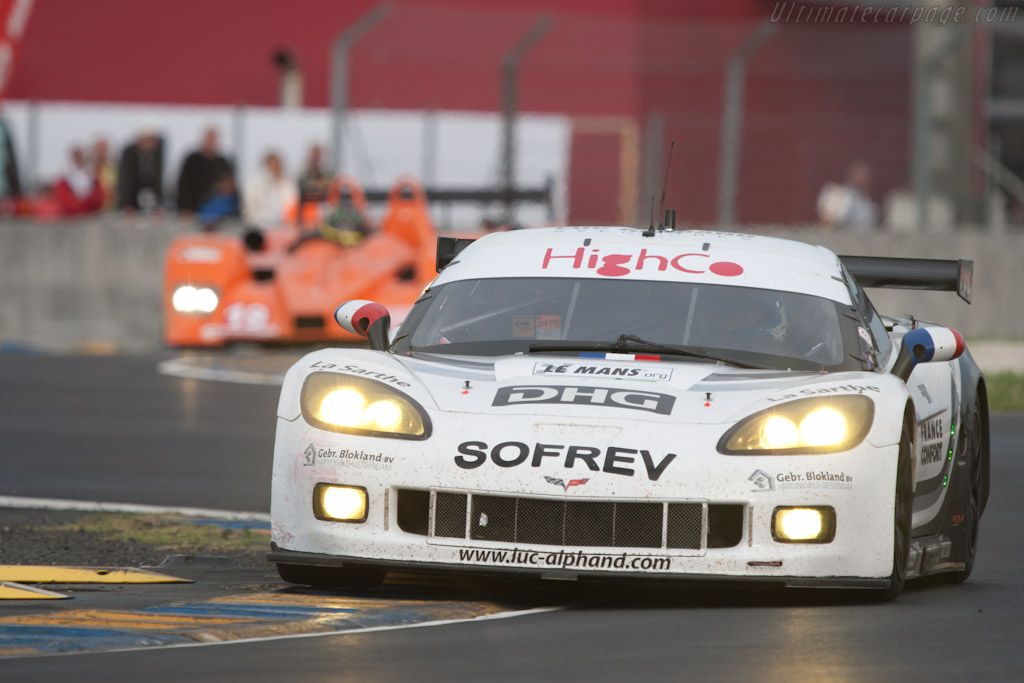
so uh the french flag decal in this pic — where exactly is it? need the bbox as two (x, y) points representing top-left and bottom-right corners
(905, 327), (965, 365)
(579, 352), (661, 361)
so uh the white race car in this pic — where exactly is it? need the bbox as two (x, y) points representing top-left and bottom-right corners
(268, 226), (988, 600)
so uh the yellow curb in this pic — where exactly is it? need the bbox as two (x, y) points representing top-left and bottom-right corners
(0, 566), (192, 584)
(0, 582), (70, 600)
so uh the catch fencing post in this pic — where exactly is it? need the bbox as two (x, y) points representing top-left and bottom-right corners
(330, 3), (393, 175)
(716, 20), (776, 227)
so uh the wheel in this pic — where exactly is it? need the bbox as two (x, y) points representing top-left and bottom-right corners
(277, 562), (387, 589)
(950, 407), (982, 584)
(870, 419), (913, 602)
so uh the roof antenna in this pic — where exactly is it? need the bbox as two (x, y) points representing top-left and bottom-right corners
(658, 141), (675, 231)
(643, 195), (656, 237)
(643, 141), (674, 238)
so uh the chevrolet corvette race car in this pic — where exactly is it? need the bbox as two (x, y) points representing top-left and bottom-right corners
(268, 225), (988, 600)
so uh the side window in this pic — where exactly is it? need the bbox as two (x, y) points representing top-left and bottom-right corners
(840, 264), (893, 368)
(855, 282), (893, 366)
(864, 297), (893, 364)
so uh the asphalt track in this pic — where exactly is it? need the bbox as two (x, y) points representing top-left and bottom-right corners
(1, 354), (1023, 681)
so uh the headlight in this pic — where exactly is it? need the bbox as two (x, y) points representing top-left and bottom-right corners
(300, 371), (431, 439)
(172, 285), (218, 313)
(718, 395), (873, 455)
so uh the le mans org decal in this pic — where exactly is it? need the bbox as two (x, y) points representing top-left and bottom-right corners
(533, 362), (673, 382)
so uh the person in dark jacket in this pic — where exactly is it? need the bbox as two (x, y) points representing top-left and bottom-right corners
(176, 127), (234, 213)
(117, 124), (164, 211)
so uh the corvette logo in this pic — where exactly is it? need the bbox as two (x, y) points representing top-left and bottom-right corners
(544, 476), (589, 491)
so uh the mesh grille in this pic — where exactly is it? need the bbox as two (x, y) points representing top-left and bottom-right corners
(613, 502), (663, 548)
(438, 493), (702, 549)
(666, 503), (703, 549)
(470, 496), (517, 543)
(433, 492), (467, 538)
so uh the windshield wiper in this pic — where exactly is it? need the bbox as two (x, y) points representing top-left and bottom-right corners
(528, 334), (767, 369)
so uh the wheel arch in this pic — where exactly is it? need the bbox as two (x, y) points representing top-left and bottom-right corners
(957, 353), (990, 515)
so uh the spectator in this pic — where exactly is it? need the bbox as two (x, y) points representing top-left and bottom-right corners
(93, 137), (117, 211)
(53, 145), (104, 215)
(243, 151), (297, 227)
(298, 144), (329, 191)
(197, 172), (240, 225)
(118, 123), (164, 211)
(0, 117), (22, 205)
(176, 127), (233, 213)
(816, 160), (878, 231)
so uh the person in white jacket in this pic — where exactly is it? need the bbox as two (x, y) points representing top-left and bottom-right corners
(243, 151), (298, 227)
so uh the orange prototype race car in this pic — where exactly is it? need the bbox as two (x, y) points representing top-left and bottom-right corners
(163, 176), (439, 347)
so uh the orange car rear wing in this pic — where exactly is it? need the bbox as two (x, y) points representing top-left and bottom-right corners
(840, 255), (973, 304)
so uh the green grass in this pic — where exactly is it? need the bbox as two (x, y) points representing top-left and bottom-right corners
(986, 372), (1024, 412)
(37, 513), (269, 553)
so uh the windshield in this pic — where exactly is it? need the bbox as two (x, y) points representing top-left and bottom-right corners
(392, 277), (866, 372)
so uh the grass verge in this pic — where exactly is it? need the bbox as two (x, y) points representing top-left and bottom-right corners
(31, 512), (270, 566)
(986, 372), (1024, 412)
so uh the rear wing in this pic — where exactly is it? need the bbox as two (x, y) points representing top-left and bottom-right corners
(436, 236), (477, 272)
(839, 255), (973, 304)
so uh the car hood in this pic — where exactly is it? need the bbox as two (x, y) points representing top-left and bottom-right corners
(377, 351), (884, 426)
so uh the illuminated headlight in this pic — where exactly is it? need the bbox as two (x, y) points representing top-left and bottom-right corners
(313, 483), (367, 523)
(718, 395), (873, 455)
(172, 285), (219, 313)
(300, 372), (430, 439)
(772, 506), (836, 543)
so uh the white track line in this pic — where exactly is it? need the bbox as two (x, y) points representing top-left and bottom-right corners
(0, 495), (269, 522)
(157, 358), (286, 386)
(6, 605), (565, 660)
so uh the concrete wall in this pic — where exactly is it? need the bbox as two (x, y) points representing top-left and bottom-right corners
(0, 216), (192, 353)
(0, 218), (1020, 353)
(767, 228), (1023, 340)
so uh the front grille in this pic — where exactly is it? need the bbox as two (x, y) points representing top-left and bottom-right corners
(427, 490), (715, 550)
(433, 492), (467, 538)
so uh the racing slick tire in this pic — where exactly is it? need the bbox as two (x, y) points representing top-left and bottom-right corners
(277, 562), (387, 589)
(950, 405), (983, 584)
(869, 416), (913, 602)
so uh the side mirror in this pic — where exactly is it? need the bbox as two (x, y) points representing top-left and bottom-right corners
(334, 300), (391, 351)
(891, 327), (964, 381)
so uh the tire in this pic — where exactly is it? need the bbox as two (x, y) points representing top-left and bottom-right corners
(277, 562), (387, 589)
(870, 418), (913, 602)
(950, 406), (982, 584)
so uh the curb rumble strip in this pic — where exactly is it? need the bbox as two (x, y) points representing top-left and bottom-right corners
(0, 599), (563, 659)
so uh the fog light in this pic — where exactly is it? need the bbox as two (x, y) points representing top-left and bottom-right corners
(772, 506), (835, 543)
(313, 483), (367, 523)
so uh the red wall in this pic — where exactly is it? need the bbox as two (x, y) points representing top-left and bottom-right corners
(8, 0), (912, 225)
